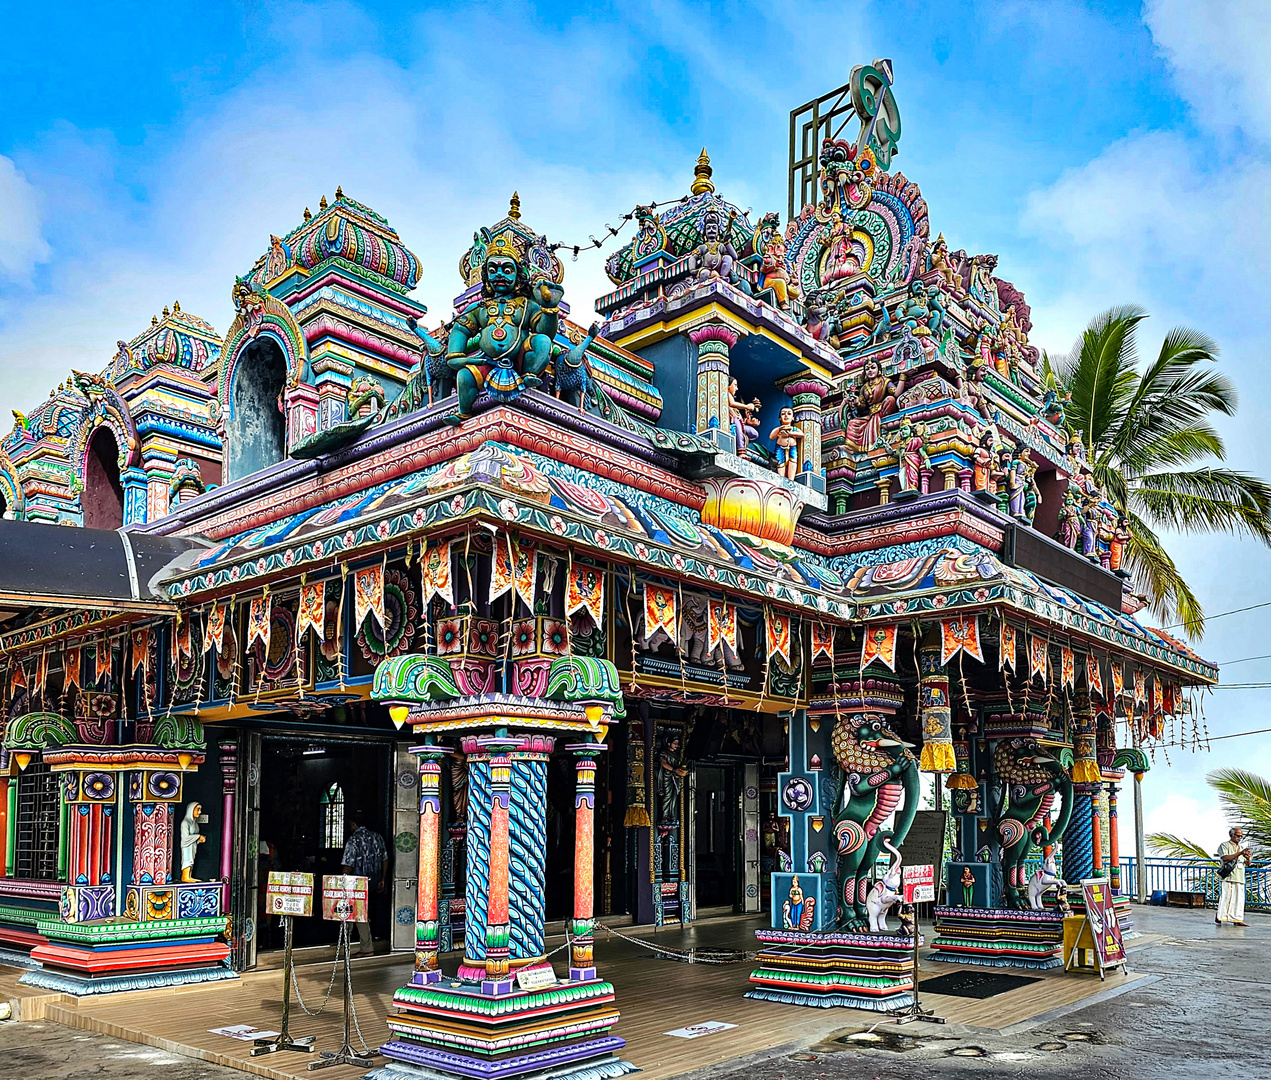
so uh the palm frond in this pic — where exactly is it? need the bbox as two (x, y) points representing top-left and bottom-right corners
(1147, 832), (1215, 861)
(1125, 513), (1206, 636)
(1120, 425), (1227, 475)
(1054, 306), (1146, 453)
(1131, 468), (1271, 543)
(1207, 768), (1271, 861)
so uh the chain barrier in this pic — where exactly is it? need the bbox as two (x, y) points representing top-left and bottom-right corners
(288, 917), (343, 1017)
(594, 921), (753, 965)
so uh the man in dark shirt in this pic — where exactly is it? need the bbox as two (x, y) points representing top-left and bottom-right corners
(341, 812), (387, 955)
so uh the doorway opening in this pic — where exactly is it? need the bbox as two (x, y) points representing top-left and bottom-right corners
(226, 337), (287, 482)
(693, 764), (737, 909)
(256, 737), (391, 952)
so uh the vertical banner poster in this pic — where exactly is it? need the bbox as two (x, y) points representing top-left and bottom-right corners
(266, 871), (315, 917)
(322, 875), (368, 922)
(1080, 877), (1126, 972)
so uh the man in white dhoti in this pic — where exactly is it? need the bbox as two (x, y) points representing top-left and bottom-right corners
(1216, 826), (1251, 926)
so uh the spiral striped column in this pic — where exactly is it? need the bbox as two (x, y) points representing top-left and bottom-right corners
(1065, 790), (1095, 884)
(483, 739), (515, 992)
(509, 747), (549, 963)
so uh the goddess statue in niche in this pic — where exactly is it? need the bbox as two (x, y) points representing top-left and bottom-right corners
(841, 356), (905, 452)
(179, 802), (205, 883)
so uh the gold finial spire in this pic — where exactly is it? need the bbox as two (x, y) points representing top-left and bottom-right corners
(691, 147), (714, 195)
(162, 305), (170, 317)
(509, 191), (521, 221)
(319, 194), (328, 211)
(335, 184), (344, 199)
(173, 300), (181, 313)
(152, 315), (159, 325)
(303, 207), (312, 222)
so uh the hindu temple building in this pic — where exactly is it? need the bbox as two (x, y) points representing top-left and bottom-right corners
(0, 59), (1215, 1080)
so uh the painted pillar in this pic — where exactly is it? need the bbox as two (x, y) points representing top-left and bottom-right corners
(1108, 784), (1121, 893)
(68, 801), (115, 887)
(687, 324), (738, 451)
(508, 736), (551, 964)
(4, 779), (14, 877)
(414, 744), (449, 981)
(0, 776), (8, 878)
(121, 466), (150, 526)
(131, 802), (175, 884)
(1068, 686), (1100, 882)
(218, 739), (237, 909)
(569, 742), (602, 981)
(1091, 797), (1103, 874)
(483, 739), (514, 991)
(284, 383), (320, 450)
(461, 744), (492, 973)
(780, 375), (830, 492)
(313, 357), (354, 432)
(1065, 794), (1095, 884)
(140, 443), (176, 523)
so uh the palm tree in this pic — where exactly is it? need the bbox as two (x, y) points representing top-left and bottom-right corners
(1044, 305), (1271, 637)
(1148, 768), (1271, 863)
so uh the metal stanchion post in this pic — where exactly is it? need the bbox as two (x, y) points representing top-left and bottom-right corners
(252, 915), (317, 1056)
(893, 906), (945, 1026)
(308, 921), (378, 1070)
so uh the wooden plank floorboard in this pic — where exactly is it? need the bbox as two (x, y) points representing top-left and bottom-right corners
(20, 915), (1152, 1080)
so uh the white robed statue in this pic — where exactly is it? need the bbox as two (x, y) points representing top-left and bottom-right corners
(179, 801), (205, 883)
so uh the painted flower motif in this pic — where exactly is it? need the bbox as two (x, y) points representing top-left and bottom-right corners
(344, 530), (356, 548)
(436, 618), (464, 654)
(182, 581), (191, 595)
(377, 521), (390, 539)
(891, 599), (909, 613)
(634, 543), (649, 561)
(707, 564), (718, 581)
(449, 494), (464, 515)
(256, 558), (266, 573)
(542, 619), (569, 655)
(498, 498), (518, 521)
(283, 549), (295, 566)
(230, 566), (240, 581)
(672, 553), (686, 571)
(974, 588), (990, 603)
(931, 594), (948, 608)
(737, 573), (747, 589)
(413, 508), (425, 526)
(470, 620), (498, 656)
(550, 515), (566, 535)
(594, 530), (609, 549)
(766, 581), (778, 597)
(510, 620), (537, 657)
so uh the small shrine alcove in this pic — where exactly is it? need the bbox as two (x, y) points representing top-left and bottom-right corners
(82, 426), (124, 529)
(225, 336), (287, 482)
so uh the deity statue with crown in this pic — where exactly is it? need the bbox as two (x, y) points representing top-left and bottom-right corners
(445, 222), (564, 424)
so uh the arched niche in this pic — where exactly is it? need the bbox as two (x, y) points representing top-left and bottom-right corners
(83, 426), (124, 530)
(224, 335), (288, 483)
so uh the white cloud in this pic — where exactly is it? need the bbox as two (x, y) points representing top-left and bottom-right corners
(0, 155), (50, 282)
(1144, 787), (1228, 851)
(1146, 0), (1271, 142)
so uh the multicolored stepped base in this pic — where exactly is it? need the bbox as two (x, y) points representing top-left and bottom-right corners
(19, 915), (237, 995)
(928, 907), (1064, 969)
(745, 929), (917, 1011)
(367, 971), (637, 1080)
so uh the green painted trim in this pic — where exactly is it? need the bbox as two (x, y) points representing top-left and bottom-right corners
(35, 914), (226, 943)
(58, 797), (69, 881)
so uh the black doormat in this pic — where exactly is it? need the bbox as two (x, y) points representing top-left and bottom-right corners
(918, 971), (1042, 999)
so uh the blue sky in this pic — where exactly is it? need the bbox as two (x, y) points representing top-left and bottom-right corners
(3, 0), (1270, 849)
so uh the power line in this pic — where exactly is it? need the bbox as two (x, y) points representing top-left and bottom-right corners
(1215, 653), (1271, 666)
(1151, 725), (1271, 749)
(1160, 600), (1271, 633)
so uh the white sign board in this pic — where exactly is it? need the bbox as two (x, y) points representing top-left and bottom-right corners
(903, 863), (935, 904)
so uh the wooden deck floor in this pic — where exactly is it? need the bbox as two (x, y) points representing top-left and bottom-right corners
(15, 917), (1156, 1080)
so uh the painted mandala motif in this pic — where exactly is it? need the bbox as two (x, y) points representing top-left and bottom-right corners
(394, 831), (418, 853)
(782, 776), (814, 812)
(356, 569), (418, 660)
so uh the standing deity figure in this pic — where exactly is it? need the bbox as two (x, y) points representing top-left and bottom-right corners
(179, 802), (205, 883)
(1080, 496), (1101, 561)
(727, 377), (761, 455)
(841, 356), (905, 452)
(1110, 513), (1131, 574)
(1022, 458), (1040, 525)
(1006, 448), (1029, 520)
(893, 420), (928, 494)
(971, 426), (996, 495)
(1056, 490), (1081, 549)
(968, 253), (999, 308)
(769, 406), (805, 480)
(444, 233), (563, 424)
(655, 730), (688, 826)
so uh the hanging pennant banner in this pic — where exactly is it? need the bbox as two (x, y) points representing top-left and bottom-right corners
(355, 565), (386, 632)
(421, 540), (454, 607)
(812, 623), (834, 663)
(64, 644), (82, 690)
(708, 601), (737, 653)
(1153, 674), (1164, 717)
(490, 535), (513, 602)
(1133, 669), (1147, 707)
(1086, 654), (1104, 700)
(566, 564), (604, 626)
(861, 623), (897, 671)
(1028, 634), (1048, 682)
(298, 580), (326, 641)
(767, 610), (793, 666)
(131, 628), (150, 675)
(248, 594), (272, 653)
(96, 639), (113, 682)
(1061, 645), (1075, 691)
(511, 538), (537, 609)
(204, 602), (225, 655)
(175, 617), (193, 660)
(941, 616), (983, 665)
(8, 663), (26, 694)
(1000, 622), (1018, 671)
(34, 651), (48, 696)
(1111, 660), (1125, 701)
(1163, 682), (1178, 716)
(644, 585), (678, 645)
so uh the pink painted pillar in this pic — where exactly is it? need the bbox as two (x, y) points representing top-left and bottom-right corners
(569, 743), (603, 981)
(482, 739), (515, 993)
(414, 744), (449, 982)
(218, 739), (237, 909)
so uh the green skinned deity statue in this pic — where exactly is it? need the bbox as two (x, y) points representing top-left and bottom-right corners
(445, 232), (564, 424)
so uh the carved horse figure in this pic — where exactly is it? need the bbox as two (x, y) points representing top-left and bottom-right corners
(1027, 849), (1065, 911)
(992, 738), (1074, 910)
(830, 714), (920, 931)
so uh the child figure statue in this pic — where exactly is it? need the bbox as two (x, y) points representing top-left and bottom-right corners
(179, 802), (206, 883)
(769, 406), (805, 480)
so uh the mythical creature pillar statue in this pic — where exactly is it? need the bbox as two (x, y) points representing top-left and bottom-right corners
(829, 714), (919, 930)
(991, 738), (1074, 908)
